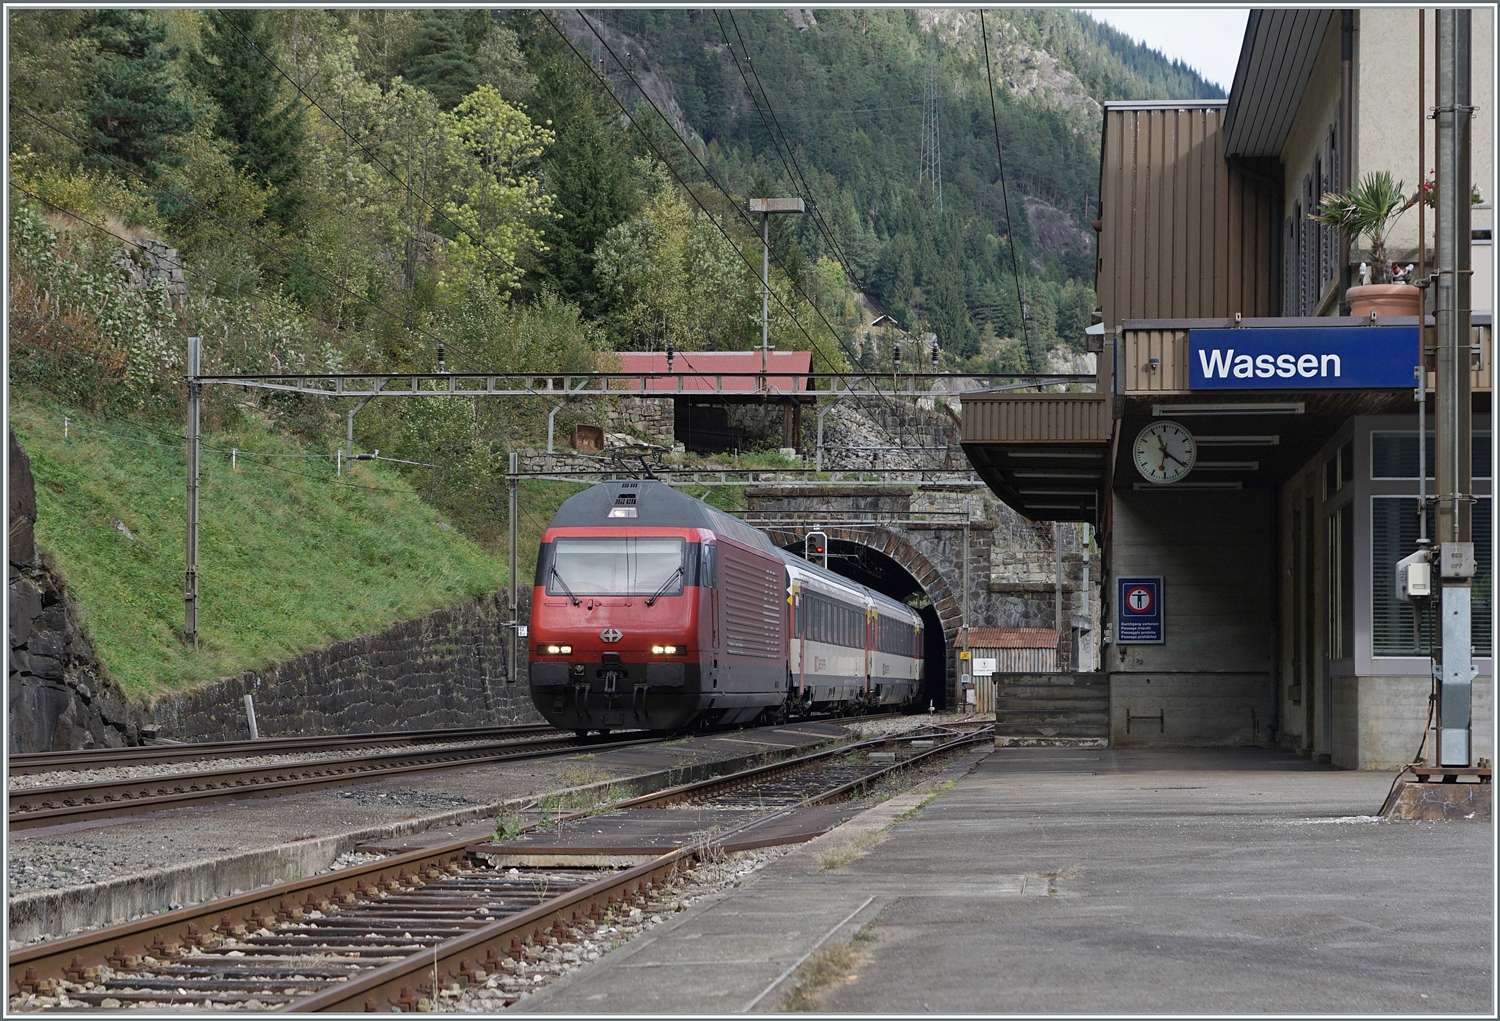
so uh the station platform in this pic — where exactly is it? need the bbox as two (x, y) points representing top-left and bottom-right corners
(521, 746), (1492, 1014)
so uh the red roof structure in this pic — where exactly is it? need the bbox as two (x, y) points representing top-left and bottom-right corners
(966, 628), (1060, 649)
(612, 350), (813, 397)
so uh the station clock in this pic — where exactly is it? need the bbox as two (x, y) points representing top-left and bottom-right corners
(1133, 421), (1196, 484)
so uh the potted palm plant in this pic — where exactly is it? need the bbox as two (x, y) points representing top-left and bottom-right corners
(1309, 170), (1431, 317)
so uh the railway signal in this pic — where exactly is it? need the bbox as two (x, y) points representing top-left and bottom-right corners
(805, 530), (828, 569)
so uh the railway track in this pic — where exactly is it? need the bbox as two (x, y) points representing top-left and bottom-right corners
(7, 730), (659, 832)
(9, 710), (907, 831)
(8, 724), (990, 1012)
(8, 724), (560, 775)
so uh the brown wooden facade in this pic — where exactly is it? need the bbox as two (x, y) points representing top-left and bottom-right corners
(1096, 102), (1281, 327)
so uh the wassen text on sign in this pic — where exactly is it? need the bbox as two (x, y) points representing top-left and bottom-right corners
(1197, 349), (1343, 380)
(1187, 325), (1418, 390)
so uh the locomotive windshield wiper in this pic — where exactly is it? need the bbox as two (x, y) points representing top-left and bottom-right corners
(644, 565), (683, 607)
(550, 566), (581, 606)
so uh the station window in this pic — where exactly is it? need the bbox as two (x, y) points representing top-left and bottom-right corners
(1371, 497), (1492, 656)
(1371, 431), (1491, 480)
(1325, 439), (1355, 499)
(1327, 503), (1355, 659)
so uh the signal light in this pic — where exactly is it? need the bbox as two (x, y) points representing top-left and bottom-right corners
(806, 530), (829, 568)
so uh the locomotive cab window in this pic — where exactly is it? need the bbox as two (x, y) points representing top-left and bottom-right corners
(546, 537), (688, 597)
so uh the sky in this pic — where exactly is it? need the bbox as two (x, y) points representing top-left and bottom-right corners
(1078, 8), (1252, 91)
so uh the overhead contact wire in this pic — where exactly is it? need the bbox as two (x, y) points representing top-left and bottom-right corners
(979, 10), (1040, 377)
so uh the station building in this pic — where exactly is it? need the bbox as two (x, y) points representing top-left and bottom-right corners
(962, 8), (1494, 768)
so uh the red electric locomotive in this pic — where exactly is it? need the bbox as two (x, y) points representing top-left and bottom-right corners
(529, 480), (791, 734)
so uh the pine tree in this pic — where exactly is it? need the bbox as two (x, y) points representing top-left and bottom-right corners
(401, 12), (480, 109)
(190, 9), (305, 226)
(79, 10), (195, 192)
(536, 109), (642, 312)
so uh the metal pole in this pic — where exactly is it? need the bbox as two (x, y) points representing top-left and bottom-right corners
(761, 211), (770, 391)
(1433, 8), (1474, 767)
(1054, 522), (1064, 633)
(1418, 367), (1427, 542)
(1419, 9), (1427, 291)
(509, 451), (520, 687)
(184, 336), (201, 650)
(1417, 10), (1428, 548)
(345, 379), (386, 464)
(243, 693), (260, 741)
(547, 402), (563, 453)
(1337, 11), (1354, 312)
(962, 497), (971, 710)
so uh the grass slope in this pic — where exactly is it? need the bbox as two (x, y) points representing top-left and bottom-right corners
(12, 398), (507, 700)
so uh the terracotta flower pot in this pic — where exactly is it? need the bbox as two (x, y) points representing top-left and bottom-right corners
(1346, 283), (1421, 318)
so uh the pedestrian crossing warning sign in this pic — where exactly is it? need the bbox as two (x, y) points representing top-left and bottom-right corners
(1117, 576), (1163, 644)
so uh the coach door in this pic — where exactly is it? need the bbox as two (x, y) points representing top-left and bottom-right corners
(699, 542), (719, 666)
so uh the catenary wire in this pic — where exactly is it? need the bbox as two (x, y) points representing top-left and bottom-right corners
(566, 11), (880, 384)
(978, 10), (1039, 375)
(720, 10), (886, 322)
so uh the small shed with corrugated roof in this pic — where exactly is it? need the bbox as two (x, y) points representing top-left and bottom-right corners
(965, 628), (1059, 711)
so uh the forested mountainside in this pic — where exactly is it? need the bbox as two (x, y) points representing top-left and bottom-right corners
(552, 8), (1221, 369)
(8, 7), (1217, 516)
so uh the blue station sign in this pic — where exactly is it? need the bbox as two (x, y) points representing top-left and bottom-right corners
(1117, 576), (1163, 644)
(1188, 325), (1418, 390)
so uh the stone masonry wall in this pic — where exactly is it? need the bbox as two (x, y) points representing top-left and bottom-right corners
(604, 397), (674, 443)
(744, 482), (1099, 674)
(9, 428), (149, 751)
(149, 592), (539, 742)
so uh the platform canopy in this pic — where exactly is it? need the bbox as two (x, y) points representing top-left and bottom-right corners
(612, 350), (813, 398)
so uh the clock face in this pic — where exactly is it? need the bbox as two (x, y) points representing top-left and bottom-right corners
(1133, 421), (1196, 484)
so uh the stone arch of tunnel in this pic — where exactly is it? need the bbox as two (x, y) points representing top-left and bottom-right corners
(766, 526), (959, 710)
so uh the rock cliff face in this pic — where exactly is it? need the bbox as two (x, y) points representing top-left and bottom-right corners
(8, 428), (146, 751)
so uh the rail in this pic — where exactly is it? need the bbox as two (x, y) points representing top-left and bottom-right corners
(8, 723), (558, 775)
(8, 731), (658, 831)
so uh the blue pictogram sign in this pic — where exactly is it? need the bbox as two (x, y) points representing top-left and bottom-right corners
(1117, 576), (1163, 644)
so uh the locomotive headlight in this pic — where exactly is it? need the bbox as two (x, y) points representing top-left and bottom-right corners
(651, 645), (679, 655)
(544, 644), (572, 655)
